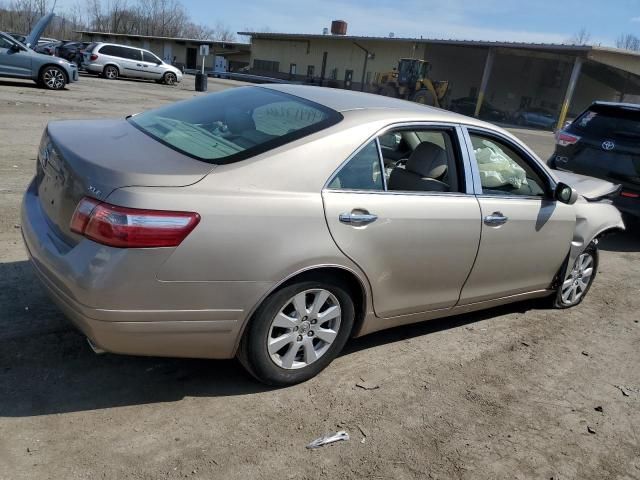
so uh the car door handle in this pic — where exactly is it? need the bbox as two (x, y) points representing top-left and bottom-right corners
(339, 211), (378, 226)
(484, 212), (508, 226)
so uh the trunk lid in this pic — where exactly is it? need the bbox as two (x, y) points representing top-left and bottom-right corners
(36, 119), (213, 244)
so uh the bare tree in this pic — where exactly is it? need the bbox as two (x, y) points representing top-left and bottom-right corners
(0, 0), (229, 41)
(568, 28), (591, 45)
(616, 33), (640, 51)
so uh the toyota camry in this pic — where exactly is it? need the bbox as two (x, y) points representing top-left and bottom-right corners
(21, 85), (624, 385)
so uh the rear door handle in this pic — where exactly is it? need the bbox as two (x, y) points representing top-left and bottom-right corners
(484, 211), (508, 227)
(339, 211), (378, 226)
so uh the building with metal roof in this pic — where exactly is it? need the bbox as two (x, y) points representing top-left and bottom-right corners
(239, 29), (640, 129)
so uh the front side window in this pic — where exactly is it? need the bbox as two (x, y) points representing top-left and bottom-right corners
(142, 51), (160, 63)
(469, 132), (547, 197)
(0, 35), (14, 49)
(328, 141), (383, 191)
(129, 86), (342, 164)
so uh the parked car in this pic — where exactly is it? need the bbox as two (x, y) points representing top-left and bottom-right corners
(514, 107), (557, 129)
(21, 85), (624, 385)
(82, 42), (182, 85)
(34, 40), (62, 56)
(0, 14), (78, 90)
(449, 96), (508, 122)
(549, 101), (640, 222)
(56, 41), (89, 66)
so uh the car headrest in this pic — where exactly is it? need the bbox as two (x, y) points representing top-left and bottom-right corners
(224, 107), (255, 134)
(406, 142), (448, 179)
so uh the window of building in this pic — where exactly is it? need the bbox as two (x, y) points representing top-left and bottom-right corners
(253, 59), (279, 72)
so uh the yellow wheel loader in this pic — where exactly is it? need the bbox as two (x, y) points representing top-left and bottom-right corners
(374, 58), (449, 108)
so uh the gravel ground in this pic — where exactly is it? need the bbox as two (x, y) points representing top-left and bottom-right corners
(0, 74), (638, 480)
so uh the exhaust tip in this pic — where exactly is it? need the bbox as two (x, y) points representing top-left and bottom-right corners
(86, 337), (106, 355)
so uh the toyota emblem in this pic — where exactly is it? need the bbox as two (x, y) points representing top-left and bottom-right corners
(602, 140), (615, 151)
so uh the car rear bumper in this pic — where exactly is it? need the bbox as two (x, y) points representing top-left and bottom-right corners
(20, 179), (270, 359)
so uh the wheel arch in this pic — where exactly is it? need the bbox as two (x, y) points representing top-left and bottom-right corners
(103, 63), (120, 75)
(232, 265), (370, 356)
(38, 63), (68, 83)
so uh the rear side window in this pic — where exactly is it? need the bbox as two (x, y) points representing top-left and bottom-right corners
(572, 105), (640, 139)
(129, 87), (342, 164)
(99, 45), (141, 60)
(328, 141), (383, 190)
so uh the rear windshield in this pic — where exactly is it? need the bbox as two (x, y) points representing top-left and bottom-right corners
(129, 87), (342, 164)
(572, 105), (640, 139)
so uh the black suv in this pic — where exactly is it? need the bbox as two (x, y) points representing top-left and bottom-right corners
(549, 101), (640, 222)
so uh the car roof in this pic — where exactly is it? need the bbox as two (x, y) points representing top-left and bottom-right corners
(591, 101), (640, 112)
(97, 42), (144, 50)
(261, 84), (500, 130)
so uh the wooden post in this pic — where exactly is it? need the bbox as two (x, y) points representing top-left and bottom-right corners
(474, 48), (495, 118)
(556, 57), (583, 130)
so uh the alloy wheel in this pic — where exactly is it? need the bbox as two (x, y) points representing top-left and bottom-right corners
(164, 73), (177, 85)
(43, 68), (65, 89)
(561, 252), (594, 305)
(267, 289), (342, 370)
(105, 67), (118, 79)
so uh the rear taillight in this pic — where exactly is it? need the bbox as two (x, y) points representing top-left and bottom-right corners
(621, 190), (640, 199)
(556, 132), (581, 147)
(89, 53), (98, 61)
(70, 197), (200, 248)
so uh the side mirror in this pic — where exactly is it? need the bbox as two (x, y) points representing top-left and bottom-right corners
(10, 43), (22, 52)
(555, 182), (578, 205)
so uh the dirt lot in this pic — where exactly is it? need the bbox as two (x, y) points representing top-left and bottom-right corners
(1, 75), (639, 480)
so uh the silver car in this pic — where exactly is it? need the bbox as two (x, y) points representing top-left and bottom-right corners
(0, 14), (78, 90)
(21, 85), (624, 385)
(82, 42), (182, 85)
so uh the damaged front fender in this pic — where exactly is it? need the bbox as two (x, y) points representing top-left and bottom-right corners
(569, 198), (625, 267)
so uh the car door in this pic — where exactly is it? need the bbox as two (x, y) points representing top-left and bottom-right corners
(322, 124), (482, 318)
(117, 46), (143, 78)
(0, 35), (32, 77)
(458, 127), (575, 304)
(140, 50), (164, 79)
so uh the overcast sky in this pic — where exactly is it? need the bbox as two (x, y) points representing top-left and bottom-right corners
(56, 0), (640, 46)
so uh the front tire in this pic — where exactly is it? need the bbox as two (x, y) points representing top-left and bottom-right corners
(239, 280), (355, 386)
(163, 72), (177, 85)
(412, 88), (436, 106)
(39, 66), (66, 90)
(553, 243), (598, 308)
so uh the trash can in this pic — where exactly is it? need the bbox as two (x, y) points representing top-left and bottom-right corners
(195, 72), (207, 92)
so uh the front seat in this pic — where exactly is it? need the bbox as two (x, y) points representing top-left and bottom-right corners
(388, 142), (449, 192)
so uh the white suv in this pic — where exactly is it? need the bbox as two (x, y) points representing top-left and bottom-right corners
(83, 42), (182, 85)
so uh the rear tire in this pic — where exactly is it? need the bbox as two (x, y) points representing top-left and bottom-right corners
(238, 280), (355, 386)
(39, 66), (66, 90)
(552, 242), (598, 309)
(412, 88), (436, 106)
(102, 65), (119, 80)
